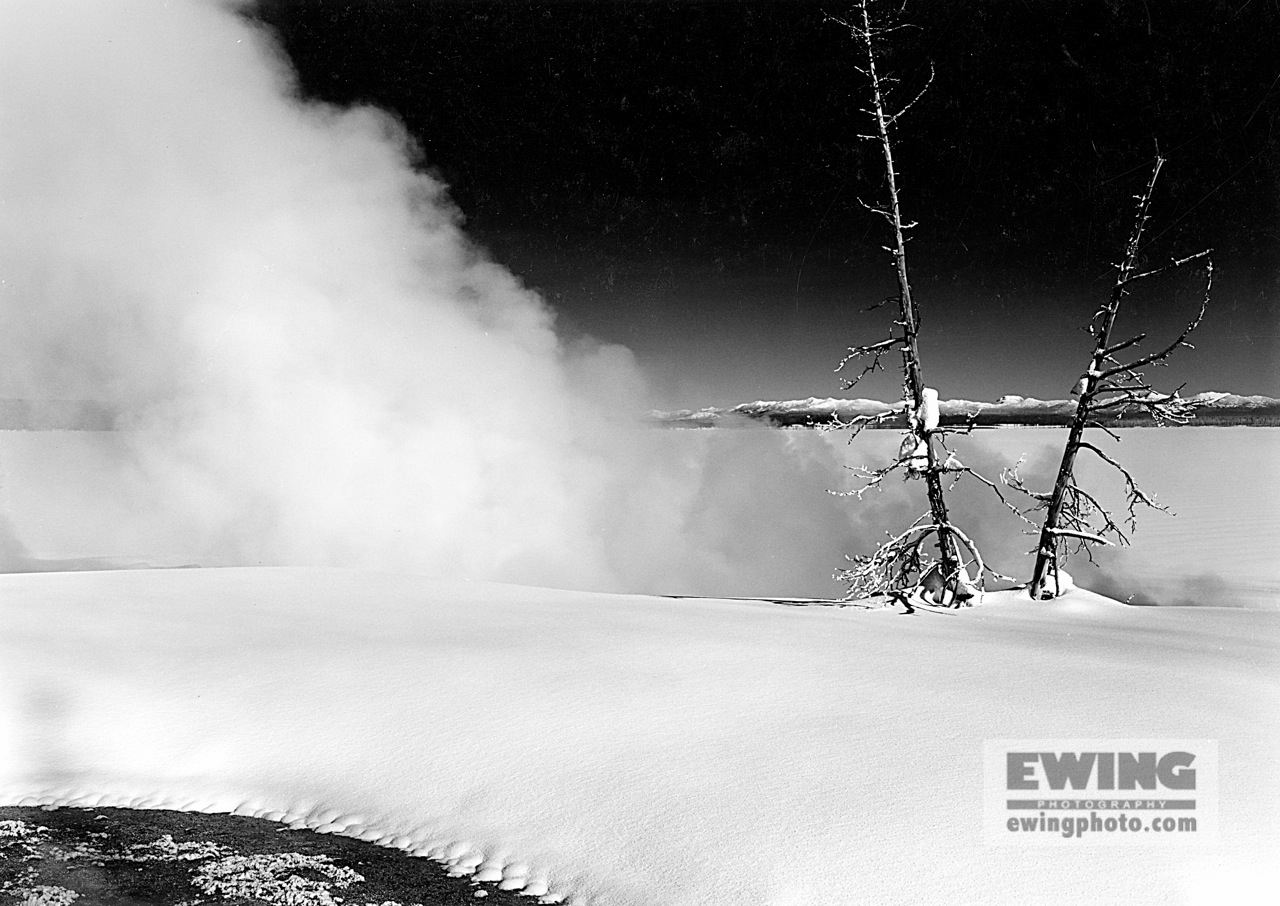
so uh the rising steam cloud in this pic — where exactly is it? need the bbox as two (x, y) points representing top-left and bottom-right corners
(0, 0), (916, 596)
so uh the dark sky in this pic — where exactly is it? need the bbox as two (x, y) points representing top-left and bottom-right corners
(250, 0), (1279, 407)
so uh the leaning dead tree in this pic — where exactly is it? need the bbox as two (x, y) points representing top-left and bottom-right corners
(827, 1), (1012, 606)
(1014, 155), (1212, 599)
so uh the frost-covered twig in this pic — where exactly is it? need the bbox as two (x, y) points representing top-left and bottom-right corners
(822, 405), (900, 441)
(835, 333), (903, 391)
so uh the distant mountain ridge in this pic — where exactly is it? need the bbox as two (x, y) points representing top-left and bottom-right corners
(652, 392), (1280, 429)
(2, 393), (1276, 431)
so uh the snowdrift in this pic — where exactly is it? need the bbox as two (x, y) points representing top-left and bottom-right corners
(2, 567), (1277, 905)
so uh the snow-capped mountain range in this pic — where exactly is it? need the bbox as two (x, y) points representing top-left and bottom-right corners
(1, 392), (1277, 431)
(652, 392), (1280, 429)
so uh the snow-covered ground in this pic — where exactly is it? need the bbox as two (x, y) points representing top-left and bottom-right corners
(2, 566), (1277, 905)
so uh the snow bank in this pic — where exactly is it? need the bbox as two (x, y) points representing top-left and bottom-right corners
(2, 567), (1276, 905)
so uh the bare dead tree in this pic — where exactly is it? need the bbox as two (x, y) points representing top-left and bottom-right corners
(1018, 155), (1213, 599)
(826, 1), (1009, 605)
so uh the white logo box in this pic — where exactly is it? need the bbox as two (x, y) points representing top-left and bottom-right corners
(982, 739), (1219, 845)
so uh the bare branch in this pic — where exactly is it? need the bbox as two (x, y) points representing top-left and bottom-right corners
(1089, 387), (1197, 424)
(835, 334), (903, 390)
(836, 335), (902, 366)
(940, 460), (1041, 529)
(1084, 420), (1123, 442)
(1077, 441), (1167, 516)
(1104, 333), (1146, 357)
(830, 447), (914, 499)
(1103, 261), (1213, 377)
(1002, 458), (1052, 505)
(1118, 249), (1212, 287)
(1066, 481), (1128, 533)
(823, 405), (900, 440)
(856, 196), (896, 223)
(930, 407), (983, 439)
(860, 293), (900, 314)
(884, 61), (934, 126)
(1046, 527), (1114, 546)
(1092, 381), (1153, 396)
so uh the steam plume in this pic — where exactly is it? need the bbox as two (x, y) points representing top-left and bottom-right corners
(0, 0), (893, 597)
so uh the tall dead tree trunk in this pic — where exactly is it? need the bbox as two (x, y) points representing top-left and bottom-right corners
(1024, 155), (1212, 598)
(830, 0), (962, 592)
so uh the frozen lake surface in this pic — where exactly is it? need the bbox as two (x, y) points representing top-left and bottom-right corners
(1050, 427), (1277, 607)
(952, 427), (1279, 608)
